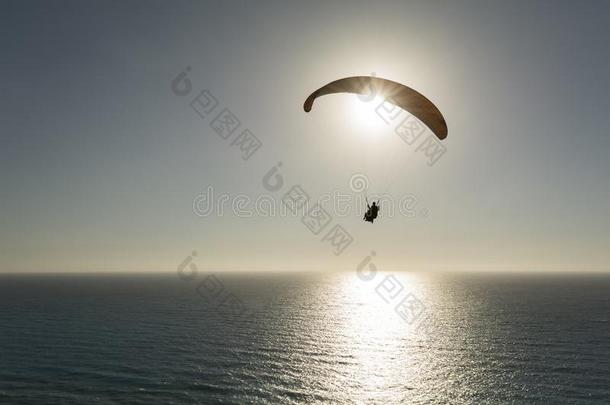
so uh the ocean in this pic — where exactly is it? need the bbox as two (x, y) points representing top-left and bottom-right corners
(1, 272), (609, 404)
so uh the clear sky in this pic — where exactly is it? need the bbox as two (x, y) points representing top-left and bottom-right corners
(1, 0), (609, 272)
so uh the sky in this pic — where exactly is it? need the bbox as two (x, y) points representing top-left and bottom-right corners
(1, 0), (609, 273)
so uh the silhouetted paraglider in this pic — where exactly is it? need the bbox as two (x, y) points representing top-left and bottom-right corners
(303, 76), (448, 224)
(363, 199), (380, 224)
(304, 76), (447, 140)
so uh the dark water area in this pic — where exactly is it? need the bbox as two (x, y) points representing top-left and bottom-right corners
(1, 272), (609, 404)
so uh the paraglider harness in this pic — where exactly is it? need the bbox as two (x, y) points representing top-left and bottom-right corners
(363, 198), (380, 223)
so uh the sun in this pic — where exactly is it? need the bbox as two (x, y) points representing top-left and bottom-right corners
(346, 94), (391, 136)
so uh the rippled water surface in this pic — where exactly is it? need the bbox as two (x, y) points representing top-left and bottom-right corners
(1, 272), (609, 404)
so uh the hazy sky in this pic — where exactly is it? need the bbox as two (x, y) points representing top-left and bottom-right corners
(2, 0), (609, 272)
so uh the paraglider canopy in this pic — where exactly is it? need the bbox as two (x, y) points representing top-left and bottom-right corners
(304, 76), (447, 140)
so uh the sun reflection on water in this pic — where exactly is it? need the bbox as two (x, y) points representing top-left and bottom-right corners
(328, 271), (431, 402)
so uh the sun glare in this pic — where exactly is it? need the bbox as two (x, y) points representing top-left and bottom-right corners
(347, 94), (390, 136)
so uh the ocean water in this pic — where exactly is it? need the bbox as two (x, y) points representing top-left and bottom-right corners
(0, 272), (609, 404)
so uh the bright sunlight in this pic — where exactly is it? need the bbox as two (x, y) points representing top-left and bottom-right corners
(346, 94), (391, 136)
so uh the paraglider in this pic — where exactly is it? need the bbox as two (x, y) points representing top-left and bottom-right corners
(303, 76), (448, 224)
(363, 199), (380, 223)
(303, 76), (448, 140)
